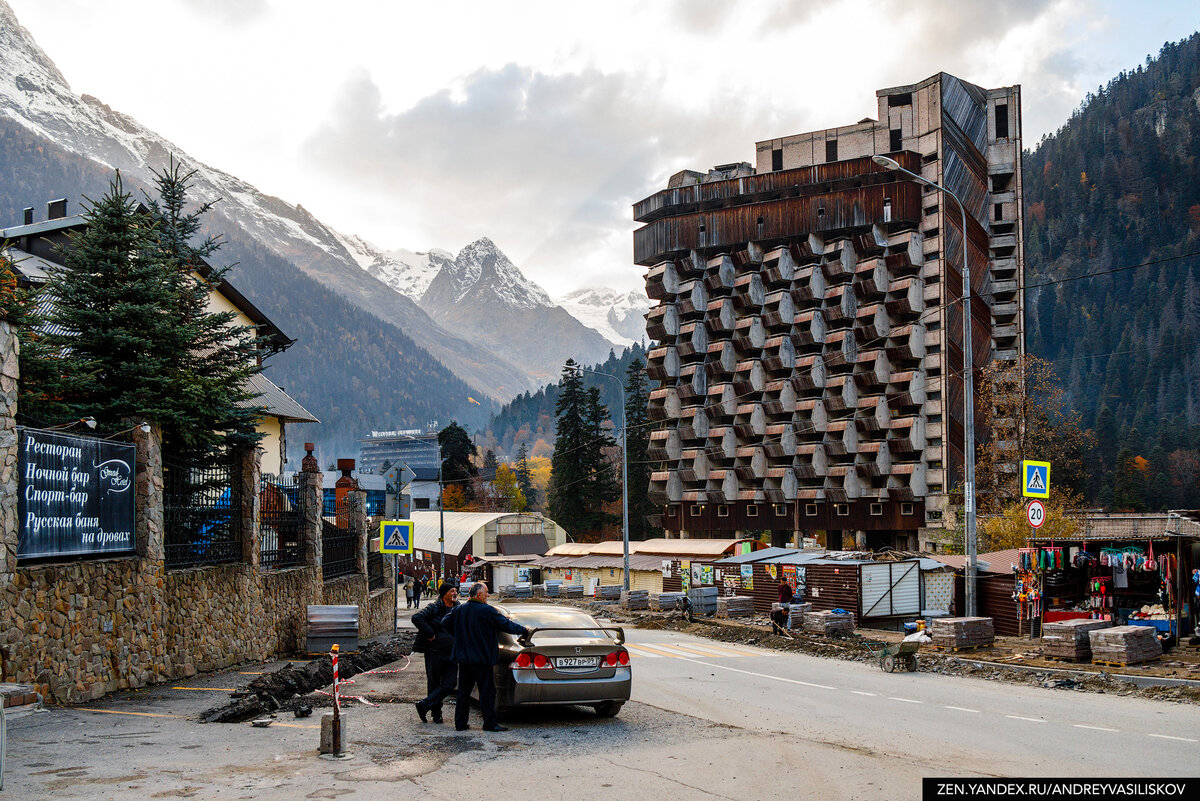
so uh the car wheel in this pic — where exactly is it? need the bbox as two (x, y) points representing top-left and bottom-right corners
(593, 702), (622, 718)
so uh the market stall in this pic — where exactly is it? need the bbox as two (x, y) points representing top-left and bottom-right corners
(1025, 513), (1199, 645)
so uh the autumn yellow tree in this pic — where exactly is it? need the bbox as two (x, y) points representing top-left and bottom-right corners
(974, 355), (1096, 514)
(441, 484), (468, 511)
(493, 464), (528, 512)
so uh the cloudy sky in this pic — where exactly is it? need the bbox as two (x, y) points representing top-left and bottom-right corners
(7, 0), (1200, 298)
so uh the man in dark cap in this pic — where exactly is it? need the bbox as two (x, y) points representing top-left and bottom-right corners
(412, 581), (459, 723)
(441, 582), (529, 732)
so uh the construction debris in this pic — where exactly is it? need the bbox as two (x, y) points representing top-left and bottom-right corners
(930, 617), (995, 649)
(1089, 625), (1162, 666)
(199, 635), (413, 724)
(1041, 619), (1112, 661)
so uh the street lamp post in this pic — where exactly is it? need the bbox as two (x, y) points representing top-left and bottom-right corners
(574, 367), (630, 592)
(873, 155), (979, 616)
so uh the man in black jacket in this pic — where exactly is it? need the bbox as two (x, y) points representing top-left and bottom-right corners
(412, 581), (459, 723)
(441, 582), (529, 732)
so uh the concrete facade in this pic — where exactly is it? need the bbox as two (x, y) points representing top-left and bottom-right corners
(635, 73), (1024, 551)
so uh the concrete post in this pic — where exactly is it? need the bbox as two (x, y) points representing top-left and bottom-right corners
(238, 446), (261, 569)
(299, 443), (323, 577)
(854, 530), (867, 550)
(131, 421), (165, 565)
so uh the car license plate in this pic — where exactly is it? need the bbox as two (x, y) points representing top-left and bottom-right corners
(555, 656), (599, 669)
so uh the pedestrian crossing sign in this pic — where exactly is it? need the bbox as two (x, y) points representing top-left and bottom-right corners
(1021, 460), (1050, 499)
(379, 520), (414, 554)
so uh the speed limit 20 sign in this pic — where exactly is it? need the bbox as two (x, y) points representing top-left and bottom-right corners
(1026, 499), (1046, 529)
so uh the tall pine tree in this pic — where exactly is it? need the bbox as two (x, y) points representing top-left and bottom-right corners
(20, 168), (261, 461)
(623, 358), (653, 540)
(514, 442), (538, 508)
(548, 360), (589, 533)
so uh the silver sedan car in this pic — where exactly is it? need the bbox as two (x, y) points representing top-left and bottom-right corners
(492, 603), (631, 717)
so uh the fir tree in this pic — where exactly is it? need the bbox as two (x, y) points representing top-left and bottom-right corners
(582, 385), (618, 531)
(548, 360), (588, 533)
(439, 420), (478, 501)
(514, 442), (538, 507)
(623, 358), (653, 540)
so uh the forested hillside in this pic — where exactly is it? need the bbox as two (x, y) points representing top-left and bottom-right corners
(484, 343), (648, 459)
(0, 117), (491, 462)
(1024, 33), (1200, 509)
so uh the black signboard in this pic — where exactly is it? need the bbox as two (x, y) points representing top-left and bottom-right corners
(17, 427), (137, 560)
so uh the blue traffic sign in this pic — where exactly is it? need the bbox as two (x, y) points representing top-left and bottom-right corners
(379, 520), (414, 554)
(1021, 460), (1050, 499)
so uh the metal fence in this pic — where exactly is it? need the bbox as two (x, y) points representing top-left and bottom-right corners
(367, 551), (389, 591)
(260, 474), (304, 569)
(322, 495), (357, 580)
(164, 453), (242, 569)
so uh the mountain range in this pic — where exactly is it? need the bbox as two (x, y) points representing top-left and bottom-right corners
(0, 0), (645, 456)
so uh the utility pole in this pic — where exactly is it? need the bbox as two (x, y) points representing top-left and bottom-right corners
(873, 155), (978, 615)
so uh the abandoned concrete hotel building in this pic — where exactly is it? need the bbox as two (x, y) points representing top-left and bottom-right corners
(636, 73), (1024, 551)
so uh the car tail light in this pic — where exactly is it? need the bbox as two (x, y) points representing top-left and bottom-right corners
(604, 651), (619, 667)
(514, 652), (532, 669)
(618, 650), (629, 666)
(533, 653), (549, 669)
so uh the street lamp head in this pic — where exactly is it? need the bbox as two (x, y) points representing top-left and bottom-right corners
(872, 155), (901, 170)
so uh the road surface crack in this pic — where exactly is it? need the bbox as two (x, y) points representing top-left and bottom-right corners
(601, 758), (740, 799)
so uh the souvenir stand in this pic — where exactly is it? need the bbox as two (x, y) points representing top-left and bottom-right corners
(1026, 518), (1198, 646)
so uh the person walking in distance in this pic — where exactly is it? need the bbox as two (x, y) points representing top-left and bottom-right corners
(441, 582), (529, 732)
(404, 578), (416, 610)
(412, 581), (459, 723)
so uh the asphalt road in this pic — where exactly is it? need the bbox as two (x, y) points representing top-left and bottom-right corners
(2, 622), (1196, 800)
(625, 629), (1198, 782)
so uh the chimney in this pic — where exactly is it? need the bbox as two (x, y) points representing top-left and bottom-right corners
(47, 198), (67, 220)
(22, 207), (33, 225)
(300, 442), (319, 473)
(334, 458), (358, 529)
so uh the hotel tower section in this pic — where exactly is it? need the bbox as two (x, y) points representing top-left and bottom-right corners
(635, 73), (1023, 551)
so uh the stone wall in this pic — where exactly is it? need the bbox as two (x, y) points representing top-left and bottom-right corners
(0, 323), (395, 702)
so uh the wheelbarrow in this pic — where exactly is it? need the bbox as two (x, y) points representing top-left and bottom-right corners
(862, 639), (919, 673)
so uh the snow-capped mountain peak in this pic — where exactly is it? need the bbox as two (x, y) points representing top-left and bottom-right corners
(442, 237), (554, 310)
(331, 230), (450, 300)
(557, 286), (650, 347)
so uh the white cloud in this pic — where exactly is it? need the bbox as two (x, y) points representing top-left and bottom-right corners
(5, 0), (1199, 298)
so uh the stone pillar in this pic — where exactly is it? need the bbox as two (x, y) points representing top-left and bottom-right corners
(299, 443), (323, 576)
(131, 421), (165, 564)
(1, 322), (17, 540)
(238, 446), (261, 569)
(1, 320), (19, 598)
(347, 490), (368, 576)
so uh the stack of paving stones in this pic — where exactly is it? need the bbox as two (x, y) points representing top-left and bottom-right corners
(596, 584), (622, 601)
(1, 683), (42, 713)
(620, 590), (650, 610)
(531, 584), (546, 598)
(650, 592), (687, 611)
(787, 602), (813, 630)
(803, 609), (856, 635)
(542, 582), (561, 598)
(563, 585), (585, 597)
(1041, 619), (1112, 661)
(1089, 625), (1162, 665)
(929, 617), (995, 649)
(688, 586), (719, 615)
(716, 596), (754, 618)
